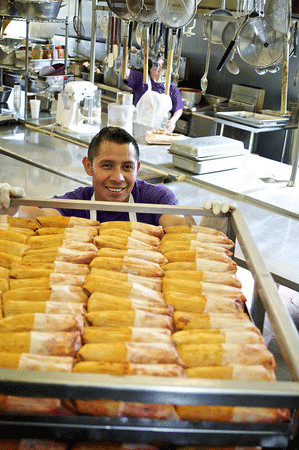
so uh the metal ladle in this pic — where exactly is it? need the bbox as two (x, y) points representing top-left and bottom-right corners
(201, 20), (212, 93)
(226, 47), (239, 74)
(255, 67), (267, 75)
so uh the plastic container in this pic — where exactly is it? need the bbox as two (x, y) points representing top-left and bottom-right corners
(108, 103), (135, 135)
(43, 44), (52, 59)
(92, 89), (102, 124)
(55, 45), (64, 59)
(116, 92), (133, 106)
(13, 83), (21, 111)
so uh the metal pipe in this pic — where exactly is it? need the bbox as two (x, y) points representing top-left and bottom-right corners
(287, 124), (299, 186)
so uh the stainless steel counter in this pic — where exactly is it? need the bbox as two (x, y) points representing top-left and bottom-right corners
(0, 122), (298, 290)
(0, 152), (83, 198)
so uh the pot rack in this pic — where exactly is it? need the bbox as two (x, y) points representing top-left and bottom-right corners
(1, 199), (299, 447)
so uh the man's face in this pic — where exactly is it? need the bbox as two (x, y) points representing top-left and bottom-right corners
(83, 140), (140, 202)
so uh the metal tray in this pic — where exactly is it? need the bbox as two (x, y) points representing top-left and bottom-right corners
(172, 154), (245, 174)
(169, 135), (245, 158)
(215, 111), (290, 128)
(1, 199), (299, 447)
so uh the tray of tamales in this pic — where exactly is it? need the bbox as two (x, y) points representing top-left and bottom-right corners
(0, 199), (298, 448)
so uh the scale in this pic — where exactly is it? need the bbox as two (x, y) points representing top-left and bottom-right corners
(0, 85), (17, 123)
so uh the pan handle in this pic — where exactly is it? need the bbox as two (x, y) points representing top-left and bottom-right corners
(216, 12), (257, 71)
(121, 20), (129, 79)
(216, 39), (235, 71)
(165, 29), (177, 95)
(294, 22), (298, 57)
(143, 25), (149, 84)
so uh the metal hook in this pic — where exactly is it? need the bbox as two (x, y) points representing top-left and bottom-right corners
(183, 18), (196, 37)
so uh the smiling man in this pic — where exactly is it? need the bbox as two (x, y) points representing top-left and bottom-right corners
(17, 127), (189, 228)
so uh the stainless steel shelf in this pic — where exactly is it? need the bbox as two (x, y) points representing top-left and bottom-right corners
(0, 14), (66, 23)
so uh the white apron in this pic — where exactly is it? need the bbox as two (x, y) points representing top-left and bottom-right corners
(90, 192), (137, 222)
(134, 78), (172, 129)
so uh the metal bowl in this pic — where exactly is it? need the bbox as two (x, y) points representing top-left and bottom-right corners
(0, 86), (13, 104)
(14, 0), (62, 19)
(179, 88), (202, 109)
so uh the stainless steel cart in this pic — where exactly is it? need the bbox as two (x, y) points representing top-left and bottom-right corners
(1, 199), (298, 448)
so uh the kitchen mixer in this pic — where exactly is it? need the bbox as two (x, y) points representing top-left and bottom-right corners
(0, 86), (16, 124)
(56, 80), (99, 134)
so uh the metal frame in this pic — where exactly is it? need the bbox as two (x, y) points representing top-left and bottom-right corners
(2, 199), (299, 447)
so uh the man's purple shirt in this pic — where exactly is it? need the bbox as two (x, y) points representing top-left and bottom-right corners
(54, 179), (178, 225)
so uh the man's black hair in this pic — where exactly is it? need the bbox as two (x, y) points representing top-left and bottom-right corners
(88, 126), (140, 162)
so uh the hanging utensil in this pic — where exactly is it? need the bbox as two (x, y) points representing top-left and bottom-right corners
(255, 67), (268, 75)
(216, 1), (260, 72)
(107, 0), (133, 78)
(221, 20), (240, 74)
(157, 0), (197, 30)
(121, 20), (130, 78)
(264, 0), (291, 34)
(107, 0), (132, 22)
(156, 0), (197, 95)
(127, 0), (159, 84)
(201, 19), (212, 93)
(135, 23), (143, 47)
(164, 29), (177, 95)
(104, 13), (119, 86)
(164, 26), (169, 59)
(73, 0), (85, 39)
(173, 28), (183, 85)
(142, 25), (150, 84)
(293, 21), (297, 57)
(107, 15), (115, 68)
(237, 17), (284, 67)
(113, 16), (119, 61)
(264, 0), (292, 115)
(103, 10), (112, 65)
(156, 22), (165, 58)
(226, 47), (240, 74)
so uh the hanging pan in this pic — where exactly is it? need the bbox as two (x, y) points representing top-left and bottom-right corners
(236, 17), (284, 68)
(126, 0), (159, 84)
(156, 0), (198, 95)
(157, 0), (198, 30)
(203, 0), (233, 45)
(107, 0), (133, 79)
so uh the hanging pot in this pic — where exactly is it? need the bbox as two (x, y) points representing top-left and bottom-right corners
(107, 0), (132, 21)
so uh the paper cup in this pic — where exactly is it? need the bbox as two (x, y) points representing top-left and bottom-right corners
(30, 99), (41, 119)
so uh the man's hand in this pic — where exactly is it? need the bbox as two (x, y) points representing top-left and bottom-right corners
(204, 200), (236, 215)
(0, 183), (25, 213)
